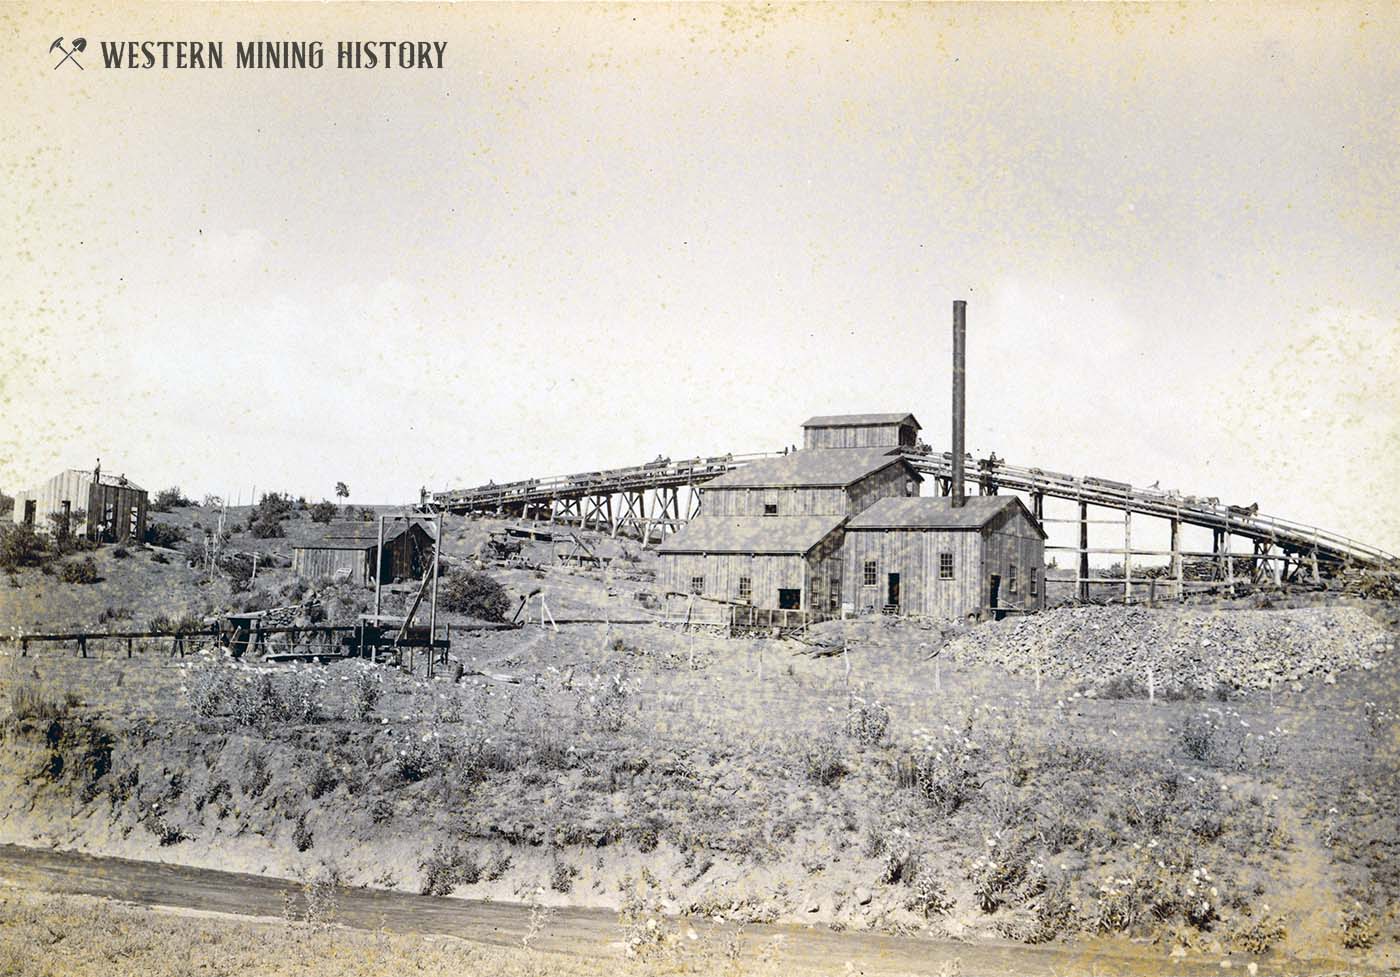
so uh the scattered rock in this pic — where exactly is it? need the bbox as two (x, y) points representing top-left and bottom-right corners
(854, 886), (873, 906)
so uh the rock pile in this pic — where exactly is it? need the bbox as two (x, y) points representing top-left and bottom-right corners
(942, 605), (1394, 694)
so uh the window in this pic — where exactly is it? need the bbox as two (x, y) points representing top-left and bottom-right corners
(763, 503), (778, 516)
(1009, 563), (1019, 593)
(939, 552), (954, 580)
(862, 560), (877, 587)
(690, 576), (705, 595)
(1030, 570), (1039, 597)
(737, 576), (752, 602)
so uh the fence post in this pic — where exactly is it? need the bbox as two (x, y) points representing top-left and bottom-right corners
(127, 637), (133, 659)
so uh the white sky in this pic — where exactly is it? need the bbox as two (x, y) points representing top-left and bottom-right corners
(2, 3), (1398, 553)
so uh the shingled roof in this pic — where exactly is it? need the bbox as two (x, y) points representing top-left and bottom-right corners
(703, 448), (916, 490)
(845, 496), (1046, 537)
(657, 514), (845, 555)
(801, 413), (921, 429)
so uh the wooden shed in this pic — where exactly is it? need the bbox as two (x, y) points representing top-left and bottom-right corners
(292, 519), (436, 586)
(801, 413), (921, 450)
(842, 496), (1046, 620)
(657, 514), (845, 613)
(9, 468), (147, 543)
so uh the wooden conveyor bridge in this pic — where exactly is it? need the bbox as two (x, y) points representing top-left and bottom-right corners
(424, 448), (1397, 600)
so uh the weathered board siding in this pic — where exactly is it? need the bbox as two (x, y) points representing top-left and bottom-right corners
(10, 471), (150, 543)
(805, 530), (846, 613)
(292, 546), (369, 584)
(702, 487), (847, 517)
(843, 529), (982, 619)
(804, 423), (918, 450)
(88, 482), (148, 543)
(847, 465), (917, 516)
(659, 552), (810, 609)
(981, 507), (1046, 613)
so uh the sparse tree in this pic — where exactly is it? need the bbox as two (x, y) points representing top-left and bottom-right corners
(335, 482), (350, 502)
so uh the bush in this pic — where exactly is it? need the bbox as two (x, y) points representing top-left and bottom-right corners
(151, 487), (194, 512)
(0, 523), (46, 569)
(111, 546), (129, 559)
(352, 669), (381, 720)
(59, 557), (99, 584)
(845, 699), (890, 746)
(250, 514), (285, 539)
(0, 490), (11, 517)
(439, 569), (511, 621)
(144, 522), (187, 548)
(420, 844), (481, 896)
(798, 730), (846, 787)
(309, 500), (338, 524)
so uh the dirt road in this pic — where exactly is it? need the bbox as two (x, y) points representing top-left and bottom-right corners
(0, 843), (1337, 976)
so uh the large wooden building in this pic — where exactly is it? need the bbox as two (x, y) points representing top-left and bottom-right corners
(292, 519), (437, 586)
(657, 444), (921, 613)
(658, 408), (1046, 622)
(8, 467), (147, 543)
(842, 496), (1046, 620)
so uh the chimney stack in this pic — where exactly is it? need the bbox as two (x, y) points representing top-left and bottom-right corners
(951, 300), (966, 508)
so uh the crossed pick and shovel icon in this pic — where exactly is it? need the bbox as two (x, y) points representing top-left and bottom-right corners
(51, 37), (86, 70)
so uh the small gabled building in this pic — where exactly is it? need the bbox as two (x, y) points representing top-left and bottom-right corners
(842, 495), (1046, 620)
(292, 519), (437, 586)
(801, 413), (921, 450)
(9, 466), (147, 543)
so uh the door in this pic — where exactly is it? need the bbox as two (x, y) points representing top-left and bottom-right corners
(22, 500), (35, 526)
(778, 588), (801, 610)
(887, 572), (901, 610)
(989, 574), (1002, 620)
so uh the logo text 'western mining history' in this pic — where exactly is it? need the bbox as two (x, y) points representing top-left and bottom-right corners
(90, 40), (448, 70)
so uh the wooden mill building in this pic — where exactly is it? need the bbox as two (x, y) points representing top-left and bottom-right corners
(8, 467), (147, 543)
(658, 409), (1046, 622)
(658, 421), (922, 615)
(842, 496), (1045, 619)
(292, 519), (436, 586)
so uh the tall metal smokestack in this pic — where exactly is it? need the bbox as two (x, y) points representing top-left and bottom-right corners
(951, 300), (967, 508)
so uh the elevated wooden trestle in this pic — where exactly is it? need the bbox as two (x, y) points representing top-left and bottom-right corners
(425, 449), (1397, 599)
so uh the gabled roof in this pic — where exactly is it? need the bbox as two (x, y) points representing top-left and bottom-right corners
(845, 495), (1046, 538)
(296, 518), (437, 549)
(801, 413), (921, 430)
(703, 448), (918, 490)
(63, 470), (145, 491)
(657, 514), (846, 555)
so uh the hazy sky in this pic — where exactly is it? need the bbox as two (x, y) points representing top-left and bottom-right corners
(3, 3), (1398, 553)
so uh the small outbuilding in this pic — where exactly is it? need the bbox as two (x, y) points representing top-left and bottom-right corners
(801, 413), (921, 450)
(9, 466), (147, 543)
(842, 495), (1046, 620)
(292, 519), (437, 586)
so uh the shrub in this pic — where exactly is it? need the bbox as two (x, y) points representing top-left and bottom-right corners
(1232, 912), (1287, 954)
(144, 522), (187, 548)
(798, 730), (846, 787)
(0, 523), (46, 569)
(550, 860), (579, 893)
(845, 699), (890, 746)
(59, 557), (99, 584)
(906, 873), (956, 918)
(898, 739), (981, 816)
(370, 798), (395, 824)
(250, 514), (285, 539)
(293, 813), (314, 852)
(98, 605), (134, 625)
(151, 487), (194, 512)
(309, 500), (337, 524)
(0, 490), (11, 517)
(439, 569), (511, 621)
(420, 844), (481, 896)
(1341, 907), (1380, 949)
(352, 669), (382, 720)
(10, 683), (68, 721)
(151, 551), (169, 564)
(111, 546), (129, 559)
